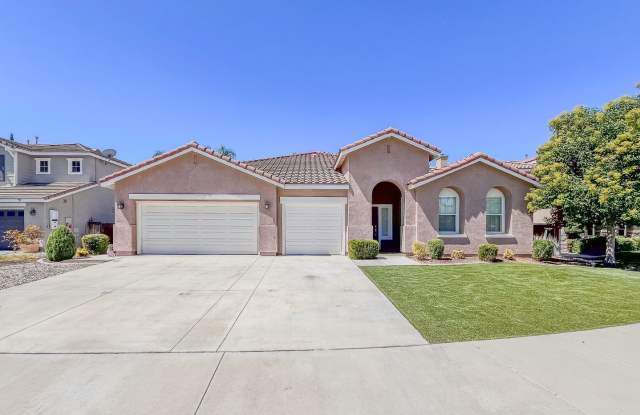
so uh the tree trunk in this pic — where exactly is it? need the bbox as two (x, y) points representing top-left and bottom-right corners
(604, 225), (616, 266)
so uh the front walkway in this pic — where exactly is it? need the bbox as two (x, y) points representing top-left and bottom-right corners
(0, 255), (637, 414)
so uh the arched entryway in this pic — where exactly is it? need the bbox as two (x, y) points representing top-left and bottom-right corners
(372, 181), (402, 252)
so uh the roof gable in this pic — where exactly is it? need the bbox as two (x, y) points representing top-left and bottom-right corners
(407, 152), (540, 189)
(334, 128), (441, 168)
(100, 142), (287, 188)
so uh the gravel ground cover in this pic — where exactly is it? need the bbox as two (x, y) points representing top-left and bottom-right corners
(0, 260), (95, 290)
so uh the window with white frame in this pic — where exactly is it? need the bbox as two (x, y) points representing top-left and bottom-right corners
(486, 188), (505, 233)
(67, 158), (83, 174)
(36, 158), (51, 174)
(438, 188), (459, 233)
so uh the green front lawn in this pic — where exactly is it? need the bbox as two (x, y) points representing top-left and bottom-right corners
(361, 263), (640, 343)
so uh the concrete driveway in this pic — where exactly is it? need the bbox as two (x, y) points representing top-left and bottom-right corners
(0, 256), (638, 414)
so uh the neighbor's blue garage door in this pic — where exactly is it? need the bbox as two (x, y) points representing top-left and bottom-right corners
(0, 210), (25, 250)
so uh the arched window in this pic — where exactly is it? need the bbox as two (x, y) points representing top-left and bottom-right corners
(438, 188), (459, 234)
(486, 188), (505, 233)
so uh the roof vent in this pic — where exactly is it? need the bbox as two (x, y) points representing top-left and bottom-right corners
(102, 149), (117, 158)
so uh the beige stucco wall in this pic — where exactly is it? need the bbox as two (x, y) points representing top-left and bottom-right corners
(112, 152), (279, 255)
(340, 138), (432, 253)
(414, 162), (533, 255)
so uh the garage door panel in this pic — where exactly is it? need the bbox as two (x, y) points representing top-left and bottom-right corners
(284, 202), (344, 255)
(139, 202), (258, 255)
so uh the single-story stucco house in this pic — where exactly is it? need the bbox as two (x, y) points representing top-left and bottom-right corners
(100, 128), (539, 256)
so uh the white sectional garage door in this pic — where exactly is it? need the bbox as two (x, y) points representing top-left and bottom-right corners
(138, 201), (258, 254)
(282, 197), (346, 255)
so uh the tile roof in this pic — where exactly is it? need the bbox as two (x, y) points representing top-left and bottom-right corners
(243, 152), (348, 184)
(0, 182), (96, 201)
(503, 157), (537, 173)
(408, 152), (539, 187)
(339, 127), (442, 154)
(0, 137), (130, 166)
(100, 142), (289, 185)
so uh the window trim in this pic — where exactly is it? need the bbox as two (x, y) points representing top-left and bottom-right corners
(485, 188), (506, 234)
(35, 158), (51, 175)
(67, 158), (83, 175)
(438, 188), (459, 234)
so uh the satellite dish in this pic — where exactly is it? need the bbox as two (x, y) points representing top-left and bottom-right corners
(102, 148), (117, 158)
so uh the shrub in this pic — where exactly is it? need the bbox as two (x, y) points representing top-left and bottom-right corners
(75, 247), (90, 257)
(348, 239), (379, 259)
(450, 249), (465, 260)
(45, 226), (76, 262)
(478, 243), (498, 262)
(412, 241), (428, 261)
(615, 236), (636, 253)
(427, 239), (445, 259)
(503, 248), (515, 261)
(22, 225), (43, 244)
(633, 236), (640, 251)
(2, 229), (24, 251)
(81, 233), (110, 255)
(532, 239), (554, 261)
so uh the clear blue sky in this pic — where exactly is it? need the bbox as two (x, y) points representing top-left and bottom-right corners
(1, 1), (638, 164)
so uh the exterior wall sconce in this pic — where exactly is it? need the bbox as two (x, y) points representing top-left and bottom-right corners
(29, 208), (37, 216)
(264, 201), (271, 209)
(117, 201), (125, 209)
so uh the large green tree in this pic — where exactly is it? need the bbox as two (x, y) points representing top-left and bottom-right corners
(527, 93), (640, 265)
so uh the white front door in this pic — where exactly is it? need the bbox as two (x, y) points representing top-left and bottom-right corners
(137, 201), (258, 254)
(374, 204), (393, 241)
(282, 197), (346, 255)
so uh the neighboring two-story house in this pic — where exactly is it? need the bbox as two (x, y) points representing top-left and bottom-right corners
(0, 137), (129, 249)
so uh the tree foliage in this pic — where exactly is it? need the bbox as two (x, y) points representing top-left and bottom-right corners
(216, 145), (236, 159)
(527, 94), (640, 264)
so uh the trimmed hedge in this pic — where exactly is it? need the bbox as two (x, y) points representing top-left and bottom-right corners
(81, 233), (110, 255)
(574, 236), (606, 256)
(412, 241), (428, 261)
(348, 239), (380, 259)
(634, 236), (640, 251)
(45, 225), (76, 262)
(532, 239), (554, 261)
(478, 243), (498, 262)
(427, 239), (444, 259)
(616, 236), (636, 253)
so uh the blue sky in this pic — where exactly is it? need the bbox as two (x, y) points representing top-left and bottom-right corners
(1, 1), (638, 164)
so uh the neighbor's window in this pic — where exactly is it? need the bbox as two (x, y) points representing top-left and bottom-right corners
(438, 188), (459, 234)
(36, 158), (51, 174)
(486, 188), (505, 233)
(68, 158), (82, 174)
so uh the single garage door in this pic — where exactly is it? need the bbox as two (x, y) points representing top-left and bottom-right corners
(282, 197), (345, 255)
(138, 201), (258, 254)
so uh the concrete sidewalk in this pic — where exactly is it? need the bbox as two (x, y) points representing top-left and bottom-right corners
(0, 256), (638, 414)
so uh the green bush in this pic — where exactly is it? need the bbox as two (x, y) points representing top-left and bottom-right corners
(532, 239), (555, 261)
(81, 233), (110, 255)
(478, 243), (498, 262)
(615, 236), (636, 253)
(450, 249), (465, 260)
(348, 239), (380, 260)
(45, 225), (76, 262)
(412, 241), (428, 261)
(633, 236), (640, 251)
(427, 239), (444, 259)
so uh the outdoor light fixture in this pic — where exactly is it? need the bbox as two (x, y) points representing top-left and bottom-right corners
(117, 201), (125, 209)
(29, 208), (37, 216)
(264, 201), (271, 209)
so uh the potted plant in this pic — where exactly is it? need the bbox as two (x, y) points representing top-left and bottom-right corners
(19, 225), (43, 253)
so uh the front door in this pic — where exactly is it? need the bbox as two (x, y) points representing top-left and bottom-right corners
(373, 204), (394, 251)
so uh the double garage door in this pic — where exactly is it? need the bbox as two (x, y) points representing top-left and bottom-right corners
(137, 198), (345, 255)
(138, 202), (259, 254)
